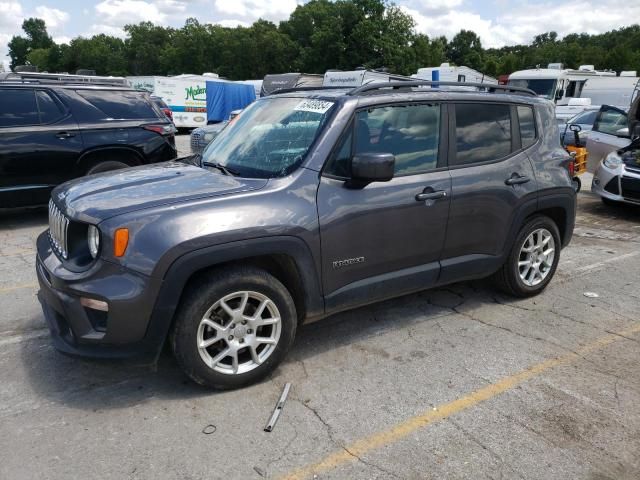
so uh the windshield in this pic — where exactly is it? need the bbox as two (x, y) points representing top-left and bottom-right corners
(201, 97), (334, 178)
(567, 109), (597, 126)
(508, 79), (557, 100)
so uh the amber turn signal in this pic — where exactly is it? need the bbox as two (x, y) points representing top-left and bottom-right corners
(114, 228), (129, 257)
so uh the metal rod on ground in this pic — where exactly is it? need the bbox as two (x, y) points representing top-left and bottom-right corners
(264, 383), (292, 432)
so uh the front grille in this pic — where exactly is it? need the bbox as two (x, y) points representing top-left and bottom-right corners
(621, 176), (640, 201)
(48, 200), (70, 259)
(625, 164), (640, 175)
(604, 177), (620, 195)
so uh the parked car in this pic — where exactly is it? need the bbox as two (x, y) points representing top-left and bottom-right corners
(0, 83), (177, 207)
(559, 107), (599, 146)
(190, 109), (242, 154)
(591, 95), (640, 206)
(150, 95), (173, 122)
(584, 104), (631, 171)
(37, 81), (576, 389)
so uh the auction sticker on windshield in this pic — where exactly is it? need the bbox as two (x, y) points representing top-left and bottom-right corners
(294, 99), (334, 114)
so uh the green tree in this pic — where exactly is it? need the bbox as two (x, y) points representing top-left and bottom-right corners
(8, 18), (54, 69)
(447, 30), (483, 67)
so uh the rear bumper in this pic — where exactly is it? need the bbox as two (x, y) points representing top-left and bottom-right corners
(36, 231), (166, 363)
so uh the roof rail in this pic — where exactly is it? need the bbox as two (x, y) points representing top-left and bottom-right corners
(348, 80), (537, 96)
(0, 71), (130, 87)
(270, 86), (351, 95)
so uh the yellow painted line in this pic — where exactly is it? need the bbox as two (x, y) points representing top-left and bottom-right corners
(0, 283), (38, 293)
(281, 323), (640, 480)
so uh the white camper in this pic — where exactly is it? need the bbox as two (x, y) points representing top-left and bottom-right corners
(128, 75), (218, 128)
(413, 63), (497, 84)
(322, 70), (410, 88)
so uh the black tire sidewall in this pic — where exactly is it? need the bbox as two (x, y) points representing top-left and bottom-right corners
(172, 268), (297, 389)
(507, 216), (561, 296)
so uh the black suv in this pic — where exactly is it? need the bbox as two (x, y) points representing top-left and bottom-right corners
(0, 83), (177, 207)
(36, 81), (576, 389)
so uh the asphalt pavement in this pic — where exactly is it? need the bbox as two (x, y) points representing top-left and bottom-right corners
(1, 189), (639, 480)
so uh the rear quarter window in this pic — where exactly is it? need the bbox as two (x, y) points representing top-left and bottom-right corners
(517, 105), (537, 149)
(76, 90), (160, 120)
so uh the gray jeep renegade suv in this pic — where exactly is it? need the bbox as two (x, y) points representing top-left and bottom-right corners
(36, 81), (576, 389)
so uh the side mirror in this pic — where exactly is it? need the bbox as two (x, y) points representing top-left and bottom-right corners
(556, 88), (564, 100)
(615, 127), (630, 138)
(569, 124), (581, 132)
(350, 152), (395, 185)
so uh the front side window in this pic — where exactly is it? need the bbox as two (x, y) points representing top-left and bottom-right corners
(0, 89), (39, 127)
(569, 109), (598, 126)
(594, 108), (628, 136)
(325, 103), (441, 177)
(202, 97), (335, 178)
(454, 103), (512, 166)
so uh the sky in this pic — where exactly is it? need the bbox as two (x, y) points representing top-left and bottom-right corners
(1, 0), (638, 70)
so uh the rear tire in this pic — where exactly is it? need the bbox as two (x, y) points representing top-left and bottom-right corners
(86, 160), (130, 175)
(171, 267), (297, 389)
(493, 215), (561, 297)
(572, 176), (581, 193)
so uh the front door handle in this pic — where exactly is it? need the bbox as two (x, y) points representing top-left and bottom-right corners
(56, 132), (75, 139)
(416, 190), (447, 201)
(505, 174), (531, 186)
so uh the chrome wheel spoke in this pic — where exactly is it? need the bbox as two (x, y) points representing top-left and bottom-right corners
(255, 336), (277, 345)
(201, 318), (225, 333)
(209, 347), (231, 367)
(199, 337), (218, 349)
(230, 350), (239, 374)
(249, 345), (262, 365)
(219, 299), (235, 317)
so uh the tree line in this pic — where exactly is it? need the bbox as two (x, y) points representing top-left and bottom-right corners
(7, 0), (640, 80)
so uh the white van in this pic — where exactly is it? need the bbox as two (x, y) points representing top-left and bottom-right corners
(413, 63), (497, 84)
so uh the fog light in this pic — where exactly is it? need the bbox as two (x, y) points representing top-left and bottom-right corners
(80, 297), (109, 312)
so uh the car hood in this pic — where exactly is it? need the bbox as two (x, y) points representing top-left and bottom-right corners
(53, 161), (268, 223)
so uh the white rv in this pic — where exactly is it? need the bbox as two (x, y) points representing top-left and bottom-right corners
(128, 75), (222, 128)
(508, 65), (639, 106)
(413, 63), (497, 84)
(322, 70), (410, 88)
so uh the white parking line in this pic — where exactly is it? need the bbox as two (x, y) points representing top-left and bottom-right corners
(573, 251), (640, 273)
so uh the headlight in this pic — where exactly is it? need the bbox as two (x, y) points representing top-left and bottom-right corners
(87, 225), (100, 259)
(603, 152), (622, 169)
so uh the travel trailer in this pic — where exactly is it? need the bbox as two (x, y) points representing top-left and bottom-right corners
(413, 63), (497, 84)
(322, 69), (411, 87)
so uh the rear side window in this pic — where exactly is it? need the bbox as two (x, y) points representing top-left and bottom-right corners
(77, 90), (159, 119)
(0, 89), (39, 127)
(453, 103), (512, 166)
(36, 90), (64, 124)
(517, 105), (536, 148)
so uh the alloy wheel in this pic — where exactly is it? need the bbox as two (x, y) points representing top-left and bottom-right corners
(517, 228), (556, 287)
(196, 291), (282, 375)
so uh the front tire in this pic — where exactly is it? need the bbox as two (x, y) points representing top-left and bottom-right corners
(493, 215), (561, 297)
(171, 267), (297, 389)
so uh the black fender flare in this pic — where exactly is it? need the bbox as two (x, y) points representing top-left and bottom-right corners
(141, 236), (325, 360)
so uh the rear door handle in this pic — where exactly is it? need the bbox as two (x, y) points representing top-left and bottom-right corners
(56, 132), (75, 139)
(415, 190), (447, 201)
(505, 174), (531, 186)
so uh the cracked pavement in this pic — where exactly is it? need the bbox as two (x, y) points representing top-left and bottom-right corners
(1, 192), (639, 480)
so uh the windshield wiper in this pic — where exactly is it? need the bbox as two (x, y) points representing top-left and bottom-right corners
(202, 161), (240, 177)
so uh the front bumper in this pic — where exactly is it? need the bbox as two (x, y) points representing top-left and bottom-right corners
(36, 231), (165, 362)
(592, 162), (640, 206)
